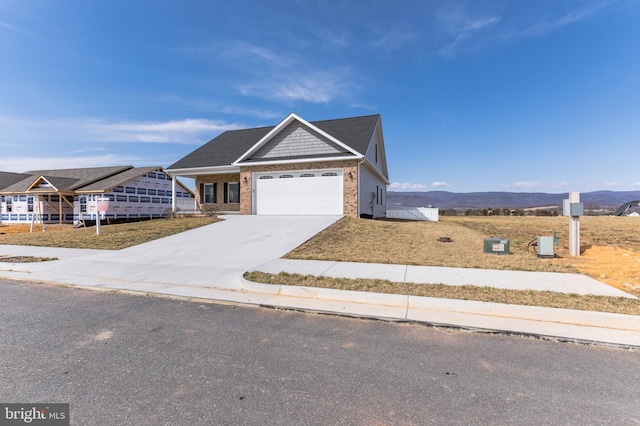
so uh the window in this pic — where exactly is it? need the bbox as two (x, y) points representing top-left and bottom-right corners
(224, 182), (239, 204)
(129, 196), (139, 202)
(259, 176), (273, 179)
(126, 187), (136, 194)
(279, 174), (293, 179)
(6, 197), (11, 212)
(140, 196), (151, 203)
(322, 172), (337, 177)
(137, 188), (146, 195)
(200, 183), (216, 204)
(27, 196), (34, 212)
(157, 190), (166, 196)
(375, 143), (378, 163)
(114, 186), (124, 193)
(147, 189), (156, 195)
(116, 195), (128, 202)
(300, 173), (315, 178)
(157, 172), (166, 180)
(152, 197), (160, 204)
(80, 197), (87, 213)
(148, 172), (157, 179)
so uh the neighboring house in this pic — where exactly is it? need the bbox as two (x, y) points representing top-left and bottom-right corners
(166, 113), (389, 218)
(0, 166), (195, 224)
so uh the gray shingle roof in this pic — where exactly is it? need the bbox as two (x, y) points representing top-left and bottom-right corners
(0, 166), (133, 194)
(75, 166), (162, 192)
(0, 172), (31, 191)
(168, 114), (380, 170)
(24, 166), (132, 190)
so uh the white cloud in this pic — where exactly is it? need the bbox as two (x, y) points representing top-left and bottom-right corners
(238, 70), (356, 104)
(501, 181), (568, 191)
(84, 118), (240, 143)
(370, 28), (421, 51)
(502, 181), (542, 189)
(633, 182), (640, 187)
(2, 154), (146, 173)
(0, 116), (241, 145)
(436, 4), (502, 57)
(389, 182), (430, 191)
(515, 0), (616, 38)
(0, 22), (30, 36)
(430, 181), (449, 188)
(600, 181), (620, 188)
(217, 106), (282, 120)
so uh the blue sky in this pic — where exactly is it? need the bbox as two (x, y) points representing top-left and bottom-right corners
(1, 0), (639, 193)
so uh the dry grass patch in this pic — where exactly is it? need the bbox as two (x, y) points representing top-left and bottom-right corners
(286, 215), (640, 297)
(287, 216), (575, 273)
(246, 271), (640, 316)
(0, 217), (218, 250)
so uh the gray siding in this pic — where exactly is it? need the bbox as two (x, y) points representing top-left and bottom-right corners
(249, 122), (348, 160)
(364, 126), (385, 176)
(359, 165), (386, 218)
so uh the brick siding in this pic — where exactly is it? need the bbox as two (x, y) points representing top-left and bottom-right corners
(239, 159), (359, 217)
(194, 173), (241, 212)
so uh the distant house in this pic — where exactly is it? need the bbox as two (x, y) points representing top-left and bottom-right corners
(0, 166), (195, 224)
(166, 113), (389, 218)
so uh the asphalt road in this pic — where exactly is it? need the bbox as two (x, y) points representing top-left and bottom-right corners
(1, 280), (639, 425)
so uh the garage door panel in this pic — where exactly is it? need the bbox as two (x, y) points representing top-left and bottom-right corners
(255, 170), (343, 215)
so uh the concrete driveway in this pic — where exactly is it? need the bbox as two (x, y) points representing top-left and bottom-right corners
(0, 215), (342, 290)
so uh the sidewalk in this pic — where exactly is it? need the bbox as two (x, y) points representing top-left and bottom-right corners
(1, 231), (639, 348)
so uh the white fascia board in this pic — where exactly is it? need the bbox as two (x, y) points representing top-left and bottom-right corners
(237, 155), (363, 168)
(27, 176), (59, 192)
(232, 113), (362, 165)
(165, 166), (241, 177)
(361, 159), (390, 185)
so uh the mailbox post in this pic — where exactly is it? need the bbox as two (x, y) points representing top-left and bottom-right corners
(96, 198), (110, 236)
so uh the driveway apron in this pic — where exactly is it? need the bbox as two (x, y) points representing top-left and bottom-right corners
(0, 215), (342, 290)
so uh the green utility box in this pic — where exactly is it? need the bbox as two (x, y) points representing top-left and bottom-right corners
(484, 238), (510, 255)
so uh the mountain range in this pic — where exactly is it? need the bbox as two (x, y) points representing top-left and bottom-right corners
(386, 191), (640, 210)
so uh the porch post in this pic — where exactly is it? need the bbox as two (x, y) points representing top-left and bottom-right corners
(171, 175), (177, 213)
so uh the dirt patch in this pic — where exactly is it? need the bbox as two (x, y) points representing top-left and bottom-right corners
(0, 256), (58, 263)
(0, 224), (70, 234)
(552, 246), (640, 297)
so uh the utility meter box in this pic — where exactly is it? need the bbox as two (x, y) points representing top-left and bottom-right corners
(563, 200), (584, 216)
(484, 238), (510, 255)
(537, 236), (555, 259)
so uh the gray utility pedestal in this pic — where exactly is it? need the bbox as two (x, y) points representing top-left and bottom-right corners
(537, 236), (554, 259)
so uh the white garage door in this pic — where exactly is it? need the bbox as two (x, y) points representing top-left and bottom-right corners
(255, 170), (343, 215)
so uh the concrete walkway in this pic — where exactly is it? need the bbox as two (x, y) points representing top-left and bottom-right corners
(255, 259), (634, 297)
(1, 215), (639, 348)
